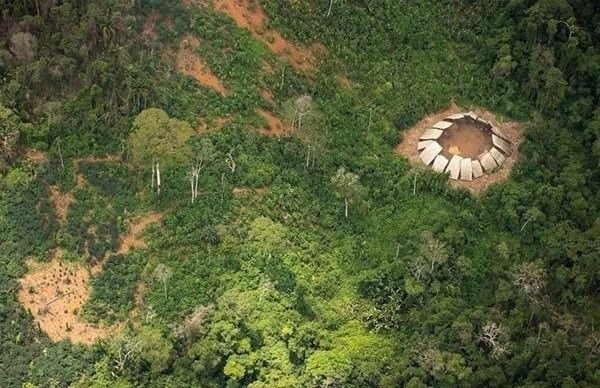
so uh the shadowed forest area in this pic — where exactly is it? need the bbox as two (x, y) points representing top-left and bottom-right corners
(0, 0), (598, 386)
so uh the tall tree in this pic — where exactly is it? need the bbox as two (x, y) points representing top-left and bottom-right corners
(330, 167), (365, 218)
(129, 108), (193, 194)
(188, 137), (217, 203)
(282, 95), (325, 168)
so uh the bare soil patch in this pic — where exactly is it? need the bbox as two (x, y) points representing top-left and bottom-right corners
(261, 88), (274, 104)
(18, 212), (163, 345)
(196, 116), (231, 134)
(212, 0), (323, 72)
(117, 212), (163, 255)
(336, 74), (353, 89)
(261, 60), (275, 74)
(18, 252), (116, 345)
(23, 148), (47, 164)
(395, 104), (524, 193)
(437, 119), (493, 159)
(141, 11), (159, 47)
(48, 186), (74, 225)
(72, 154), (121, 189)
(255, 108), (291, 136)
(173, 35), (227, 95)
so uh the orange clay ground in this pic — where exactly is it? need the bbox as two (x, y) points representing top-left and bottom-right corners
(212, 0), (324, 72)
(395, 104), (524, 193)
(255, 108), (291, 136)
(18, 212), (162, 345)
(174, 35), (228, 95)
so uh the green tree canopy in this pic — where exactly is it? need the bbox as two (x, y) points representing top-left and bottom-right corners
(0, 104), (29, 171)
(330, 167), (366, 218)
(129, 108), (194, 170)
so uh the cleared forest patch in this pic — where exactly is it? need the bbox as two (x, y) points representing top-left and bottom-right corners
(23, 148), (47, 164)
(48, 186), (74, 225)
(212, 0), (323, 72)
(117, 212), (163, 255)
(18, 213), (162, 345)
(196, 116), (231, 134)
(395, 104), (523, 193)
(173, 35), (228, 95)
(261, 88), (274, 104)
(18, 252), (114, 345)
(255, 108), (291, 136)
(336, 74), (353, 89)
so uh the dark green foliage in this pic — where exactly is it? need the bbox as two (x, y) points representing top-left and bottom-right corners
(78, 161), (137, 210)
(0, 0), (599, 386)
(0, 165), (56, 264)
(26, 342), (99, 388)
(61, 187), (122, 261)
(85, 254), (144, 323)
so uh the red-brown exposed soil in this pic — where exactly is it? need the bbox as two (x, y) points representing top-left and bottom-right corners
(174, 35), (228, 95)
(117, 213), (163, 255)
(18, 253), (115, 345)
(336, 74), (353, 89)
(255, 108), (291, 136)
(261, 60), (275, 74)
(261, 88), (274, 104)
(48, 186), (74, 225)
(18, 212), (163, 345)
(23, 148), (47, 164)
(212, 0), (323, 72)
(395, 104), (524, 193)
(196, 116), (231, 134)
(437, 119), (493, 159)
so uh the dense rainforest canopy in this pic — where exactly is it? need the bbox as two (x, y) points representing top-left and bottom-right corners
(0, 0), (598, 386)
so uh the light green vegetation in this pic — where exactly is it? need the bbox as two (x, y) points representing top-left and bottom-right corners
(0, 0), (598, 387)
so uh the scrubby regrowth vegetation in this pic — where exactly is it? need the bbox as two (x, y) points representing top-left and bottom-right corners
(0, 0), (599, 386)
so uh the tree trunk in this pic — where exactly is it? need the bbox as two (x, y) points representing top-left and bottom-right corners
(327, 0), (334, 17)
(520, 216), (532, 232)
(344, 198), (348, 218)
(156, 162), (161, 194)
(220, 173), (225, 205)
(57, 140), (64, 169)
(151, 163), (155, 190)
(413, 173), (417, 195)
(190, 173), (195, 203)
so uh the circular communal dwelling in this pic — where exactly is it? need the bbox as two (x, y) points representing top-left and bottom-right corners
(416, 112), (512, 181)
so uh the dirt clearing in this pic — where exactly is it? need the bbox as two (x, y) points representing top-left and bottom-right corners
(196, 116), (231, 134)
(336, 74), (353, 89)
(48, 186), (75, 225)
(18, 253), (115, 345)
(437, 119), (493, 159)
(173, 35), (228, 95)
(23, 148), (47, 164)
(18, 212), (163, 345)
(212, 0), (323, 72)
(261, 88), (274, 104)
(395, 104), (524, 193)
(255, 108), (291, 136)
(117, 212), (163, 255)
